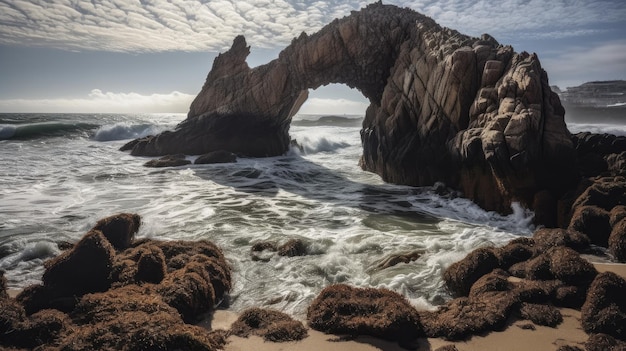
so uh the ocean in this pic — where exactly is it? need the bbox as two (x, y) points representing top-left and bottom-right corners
(1, 112), (625, 316)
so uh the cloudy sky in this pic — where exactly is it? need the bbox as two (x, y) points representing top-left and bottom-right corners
(1, 0), (625, 114)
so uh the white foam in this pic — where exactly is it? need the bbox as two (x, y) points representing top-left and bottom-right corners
(93, 122), (167, 141)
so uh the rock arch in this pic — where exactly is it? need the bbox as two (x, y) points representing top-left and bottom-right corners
(124, 2), (579, 222)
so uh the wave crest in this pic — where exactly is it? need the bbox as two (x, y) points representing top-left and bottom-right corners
(93, 122), (166, 141)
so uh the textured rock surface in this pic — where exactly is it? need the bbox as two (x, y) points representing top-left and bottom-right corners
(123, 3), (577, 218)
(3, 214), (232, 351)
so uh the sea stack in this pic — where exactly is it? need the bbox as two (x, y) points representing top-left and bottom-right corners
(123, 3), (578, 222)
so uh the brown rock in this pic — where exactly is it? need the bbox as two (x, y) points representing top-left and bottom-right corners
(0, 270), (7, 300)
(277, 238), (307, 257)
(610, 206), (626, 227)
(585, 333), (626, 351)
(307, 284), (423, 342)
(609, 218), (626, 262)
(581, 272), (626, 340)
(495, 241), (534, 269)
(443, 247), (500, 296)
(91, 213), (141, 250)
(230, 307), (308, 342)
(568, 205), (611, 247)
(519, 302), (562, 327)
(532, 228), (590, 253)
(64, 285), (225, 351)
(42, 230), (115, 298)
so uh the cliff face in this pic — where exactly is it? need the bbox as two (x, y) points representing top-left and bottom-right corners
(125, 3), (579, 219)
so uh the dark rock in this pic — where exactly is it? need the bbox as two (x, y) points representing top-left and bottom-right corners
(91, 213), (141, 250)
(519, 302), (563, 327)
(548, 247), (597, 286)
(443, 247), (500, 296)
(123, 4), (577, 221)
(606, 151), (626, 175)
(144, 154), (191, 168)
(0, 270), (7, 300)
(532, 190), (557, 227)
(609, 218), (626, 262)
(64, 285), (226, 351)
(495, 241), (534, 269)
(532, 228), (591, 253)
(581, 272), (626, 340)
(277, 238), (307, 257)
(0, 296), (26, 342)
(585, 333), (626, 351)
(572, 177), (626, 212)
(42, 230), (115, 298)
(57, 241), (74, 251)
(307, 284), (423, 343)
(251, 241), (277, 252)
(568, 206), (612, 247)
(194, 150), (237, 164)
(230, 307), (308, 342)
(610, 206), (626, 227)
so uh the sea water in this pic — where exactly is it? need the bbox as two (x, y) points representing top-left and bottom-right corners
(1, 112), (624, 316)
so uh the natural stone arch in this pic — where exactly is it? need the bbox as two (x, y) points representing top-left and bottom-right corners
(124, 2), (579, 223)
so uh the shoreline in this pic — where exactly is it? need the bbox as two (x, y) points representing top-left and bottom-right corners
(214, 261), (625, 351)
(4, 260), (624, 351)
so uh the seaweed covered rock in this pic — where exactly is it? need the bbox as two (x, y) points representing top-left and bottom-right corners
(2, 214), (233, 351)
(581, 272), (626, 340)
(277, 238), (307, 257)
(443, 247), (499, 296)
(585, 333), (626, 351)
(230, 307), (308, 342)
(609, 218), (626, 262)
(0, 270), (8, 299)
(519, 302), (562, 327)
(18, 230), (117, 313)
(532, 228), (590, 253)
(568, 206), (611, 247)
(62, 285), (225, 351)
(91, 213), (141, 250)
(307, 284), (423, 343)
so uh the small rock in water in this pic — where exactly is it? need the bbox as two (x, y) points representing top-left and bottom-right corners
(144, 154), (191, 168)
(194, 150), (237, 164)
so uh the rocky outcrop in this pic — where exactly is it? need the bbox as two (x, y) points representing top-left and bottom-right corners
(123, 3), (577, 219)
(2, 214), (231, 351)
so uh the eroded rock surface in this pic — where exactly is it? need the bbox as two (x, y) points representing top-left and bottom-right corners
(123, 3), (577, 219)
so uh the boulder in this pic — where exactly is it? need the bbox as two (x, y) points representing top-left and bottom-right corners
(122, 3), (578, 221)
(230, 307), (307, 342)
(277, 238), (307, 257)
(307, 284), (423, 343)
(519, 302), (563, 327)
(609, 218), (626, 262)
(42, 230), (115, 297)
(568, 205), (611, 247)
(585, 333), (626, 351)
(194, 150), (237, 164)
(91, 213), (141, 250)
(443, 247), (500, 296)
(581, 272), (626, 340)
(0, 270), (7, 299)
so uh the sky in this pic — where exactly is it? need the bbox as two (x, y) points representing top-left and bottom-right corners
(0, 0), (625, 114)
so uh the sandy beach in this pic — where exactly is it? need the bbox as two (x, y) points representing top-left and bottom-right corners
(212, 261), (625, 351)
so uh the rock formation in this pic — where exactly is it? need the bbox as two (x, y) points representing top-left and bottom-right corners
(1, 213), (232, 350)
(122, 2), (578, 219)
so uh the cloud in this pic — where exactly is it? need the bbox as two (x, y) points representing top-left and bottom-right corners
(298, 97), (369, 115)
(1, 0), (624, 53)
(540, 40), (626, 89)
(0, 89), (195, 113)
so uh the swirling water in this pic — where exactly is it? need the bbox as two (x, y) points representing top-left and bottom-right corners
(3, 112), (620, 317)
